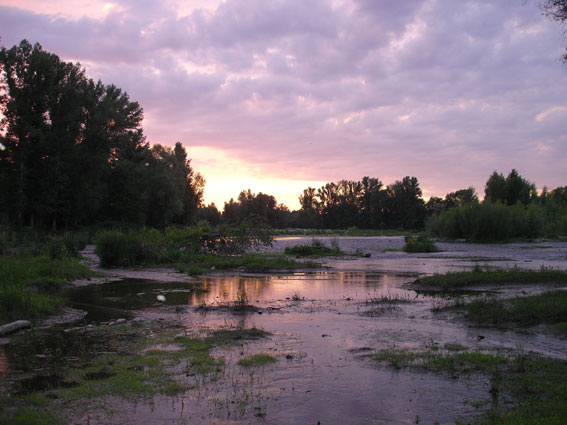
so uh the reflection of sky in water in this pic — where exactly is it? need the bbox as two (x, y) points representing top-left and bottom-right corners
(191, 272), (414, 307)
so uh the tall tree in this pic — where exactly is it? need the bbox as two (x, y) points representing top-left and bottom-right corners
(484, 171), (507, 204)
(0, 40), (204, 230)
(384, 176), (426, 229)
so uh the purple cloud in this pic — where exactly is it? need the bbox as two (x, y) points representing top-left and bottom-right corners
(0, 0), (565, 208)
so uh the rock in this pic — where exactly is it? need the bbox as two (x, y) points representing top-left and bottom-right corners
(115, 318), (127, 325)
(0, 320), (31, 336)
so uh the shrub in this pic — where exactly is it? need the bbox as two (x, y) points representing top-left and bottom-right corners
(403, 235), (439, 253)
(94, 230), (155, 267)
(427, 202), (549, 242)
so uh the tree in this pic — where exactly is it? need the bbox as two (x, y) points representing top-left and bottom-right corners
(0, 40), (91, 229)
(359, 176), (385, 228)
(0, 40), (204, 230)
(384, 176), (426, 229)
(485, 171), (507, 204)
(445, 187), (479, 208)
(541, 0), (567, 61)
(484, 169), (536, 206)
(222, 190), (290, 228)
(298, 187), (319, 228)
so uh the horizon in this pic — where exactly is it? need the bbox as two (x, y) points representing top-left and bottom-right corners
(1, 0), (565, 211)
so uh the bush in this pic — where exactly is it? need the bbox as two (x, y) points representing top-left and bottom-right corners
(95, 223), (274, 267)
(94, 230), (155, 267)
(427, 202), (549, 242)
(403, 235), (439, 253)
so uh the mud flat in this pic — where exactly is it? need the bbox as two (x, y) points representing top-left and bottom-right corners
(1, 237), (566, 424)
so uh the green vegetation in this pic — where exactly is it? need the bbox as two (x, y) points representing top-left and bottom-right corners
(237, 354), (277, 367)
(370, 346), (508, 373)
(0, 324), (270, 424)
(402, 235), (440, 253)
(0, 41), (204, 231)
(284, 238), (344, 257)
(465, 290), (567, 325)
(427, 171), (567, 241)
(415, 267), (567, 289)
(94, 224), (319, 273)
(479, 356), (567, 425)
(94, 222), (273, 267)
(0, 239), (94, 324)
(177, 253), (318, 274)
(369, 344), (567, 425)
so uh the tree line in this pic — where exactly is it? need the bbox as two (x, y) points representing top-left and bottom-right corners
(195, 169), (566, 238)
(0, 40), (203, 231)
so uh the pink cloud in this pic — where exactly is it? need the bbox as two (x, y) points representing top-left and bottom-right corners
(0, 0), (565, 208)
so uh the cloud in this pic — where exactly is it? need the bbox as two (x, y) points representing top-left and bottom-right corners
(0, 0), (565, 207)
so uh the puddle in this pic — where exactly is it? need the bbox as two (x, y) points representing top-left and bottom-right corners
(2, 237), (567, 424)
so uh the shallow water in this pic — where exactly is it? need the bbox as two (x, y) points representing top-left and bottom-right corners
(4, 237), (567, 424)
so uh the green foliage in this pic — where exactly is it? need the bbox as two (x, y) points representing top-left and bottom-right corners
(0, 407), (60, 425)
(284, 238), (344, 257)
(428, 170), (565, 241)
(402, 235), (440, 253)
(94, 222), (274, 268)
(480, 357), (567, 425)
(427, 201), (552, 241)
(94, 230), (157, 267)
(371, 347), (507, 373)
(0, 40), (202, 230)
(176, 253), (316, 275)
(0, 255), (93, 323)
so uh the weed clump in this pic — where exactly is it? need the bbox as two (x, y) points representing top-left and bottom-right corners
(237, 354), (277, 367)
(402, 235), (440, 253)
(285, 238), (344, 257)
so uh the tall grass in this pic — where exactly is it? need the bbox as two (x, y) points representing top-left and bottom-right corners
(0, 255), (93, 324)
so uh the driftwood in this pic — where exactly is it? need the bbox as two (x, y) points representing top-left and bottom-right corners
(0, 320), (31, 336)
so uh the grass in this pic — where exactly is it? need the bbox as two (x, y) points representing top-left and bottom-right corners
(415, 267), (567, 289)
(177, 253), (319, 275)
(479, 356), (567, 425)
(370, 347), (508, 373)
(237, 354), (277, 367)
(465, 290), (567, 325)
(0, 255), (95, 324)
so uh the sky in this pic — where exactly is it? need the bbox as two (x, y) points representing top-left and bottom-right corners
(1, 0), (566, 210)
